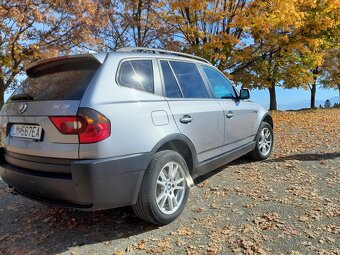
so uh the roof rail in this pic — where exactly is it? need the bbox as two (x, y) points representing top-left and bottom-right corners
(116, 47), (212, 65)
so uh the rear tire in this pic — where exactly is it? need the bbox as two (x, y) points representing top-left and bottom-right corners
(249, 122), (273, 160)
(132, 150), (190, 225)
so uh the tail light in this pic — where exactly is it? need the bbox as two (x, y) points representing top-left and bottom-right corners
(50, 108), (111, 143)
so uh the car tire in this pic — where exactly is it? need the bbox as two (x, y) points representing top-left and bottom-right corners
(249, 122), (274, 160)
(132, 150), (190, 225)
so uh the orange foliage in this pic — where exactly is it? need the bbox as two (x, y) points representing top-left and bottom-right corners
(0, 0), (107, 103)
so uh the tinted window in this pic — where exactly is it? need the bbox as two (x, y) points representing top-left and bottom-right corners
(203, 66), (236, 99)
(118, 60), (154, 93)
(160, 60), (182, 98)
(169, 61), (209, 98)
(10, 58), (99, 101)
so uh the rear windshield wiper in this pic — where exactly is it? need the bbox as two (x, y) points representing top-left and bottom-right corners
(9, 93), (34, 101)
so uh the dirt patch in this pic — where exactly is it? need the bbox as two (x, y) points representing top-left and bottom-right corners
(0, 108), (339, 255)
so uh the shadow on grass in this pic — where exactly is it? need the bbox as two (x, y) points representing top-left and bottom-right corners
(194, 155), (251, 185)
(1, 152), (338, 254)
(266, 152), (340, 163)
(0, 179), (156, 255)
(194, 152), (340, 185)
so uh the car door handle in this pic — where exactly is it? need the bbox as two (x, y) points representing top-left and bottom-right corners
(226, 111), (234, 118)
(180, 115), (192, 124)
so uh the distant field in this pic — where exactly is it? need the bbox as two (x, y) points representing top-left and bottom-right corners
(0, 108), (339, 255)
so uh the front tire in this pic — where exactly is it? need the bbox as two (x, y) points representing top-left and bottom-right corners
(132, 150), (190, 225)
(249, 122), (273, 160)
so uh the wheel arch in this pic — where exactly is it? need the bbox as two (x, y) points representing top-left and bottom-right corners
(262, 113), (273, 128)
(150, 134), (197, 186)
(249, 113), (274, 160)
(253, 112), (273, 142)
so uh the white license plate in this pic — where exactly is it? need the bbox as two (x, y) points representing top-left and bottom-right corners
(10, 124), (42, 140)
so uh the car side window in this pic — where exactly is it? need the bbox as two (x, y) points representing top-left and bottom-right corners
(202, 66), (236, 99)
(169, 61), (210, 99)
(160, 60), (182, 98)
(118, 60), (154, 93)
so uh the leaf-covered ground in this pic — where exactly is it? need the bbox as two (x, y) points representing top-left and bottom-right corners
(0, 109), (339, 255)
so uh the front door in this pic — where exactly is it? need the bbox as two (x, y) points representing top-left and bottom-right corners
(218, 100), (256, 153)
(200, 66), (255, 153)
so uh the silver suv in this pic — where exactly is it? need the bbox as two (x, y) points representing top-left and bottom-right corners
(0, 48), (273, 225)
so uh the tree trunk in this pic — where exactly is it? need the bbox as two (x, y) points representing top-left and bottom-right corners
(310, 82), (317, 109)
(0, 95), (4, 108)
(268, 85), (277, 111)
(338, 85), (340, 104)
(310, 67), (320, 109)
(0, 79), (5, 109)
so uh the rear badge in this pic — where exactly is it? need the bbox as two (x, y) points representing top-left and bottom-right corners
(52, 105), (70, 110)
(18, 103), (28, 114)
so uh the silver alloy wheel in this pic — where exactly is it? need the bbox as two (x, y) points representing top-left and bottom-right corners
(155, 161), (186, 215)
(258, 127), (272, 156)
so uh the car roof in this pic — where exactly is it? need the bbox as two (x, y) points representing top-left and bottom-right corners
(112, 47), (212, 65)
(26, 48), (213, 73)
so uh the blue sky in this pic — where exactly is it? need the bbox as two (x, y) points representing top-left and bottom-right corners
(248, 87), (339, 109)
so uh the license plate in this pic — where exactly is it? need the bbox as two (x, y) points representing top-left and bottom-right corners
(10, 124), (42, 140)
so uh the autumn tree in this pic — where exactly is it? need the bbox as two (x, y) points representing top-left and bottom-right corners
(99, 0), (173, 50)
(319, 48), (340, 104)
(231, 0), (305, 110)
(0, 0), (106, 106)
(159, 0), (249, 70)
(293, 0), (339, 109)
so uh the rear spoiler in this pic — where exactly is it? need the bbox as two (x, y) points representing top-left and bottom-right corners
(26, 53), (107, 76)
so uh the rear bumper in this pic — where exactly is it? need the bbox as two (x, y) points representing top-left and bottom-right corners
(0, 148), (150, 210)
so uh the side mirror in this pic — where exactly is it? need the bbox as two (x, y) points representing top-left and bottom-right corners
(239, 88), (250, 100)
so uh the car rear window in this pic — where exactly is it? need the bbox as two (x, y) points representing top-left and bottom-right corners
(117, 59), (154, 93)
(9, 58), (100, 101)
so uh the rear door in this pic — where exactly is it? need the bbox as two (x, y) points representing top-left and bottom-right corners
(159, 60), (224, 163)
(201, 66), (256, 153)
(0, 57), (101, 159)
